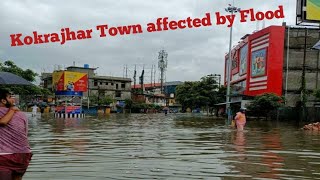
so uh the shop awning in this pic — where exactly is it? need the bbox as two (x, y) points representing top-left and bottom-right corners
(214, 101), (242, 106)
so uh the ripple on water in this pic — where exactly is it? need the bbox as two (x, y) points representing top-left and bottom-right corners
(23, 114), (320, 179)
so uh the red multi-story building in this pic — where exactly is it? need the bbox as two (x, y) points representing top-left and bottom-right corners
(224, 25), (320, 108)
(225, 26), (285, 97)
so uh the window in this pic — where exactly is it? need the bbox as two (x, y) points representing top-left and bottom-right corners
(121, 83), (125, 88)
(94, 81), (97, 86)
(116, 84), (119, 89)
(100, 82), (103, 85)
(111, 83), (114, 86)
(115, 91), (121, 98)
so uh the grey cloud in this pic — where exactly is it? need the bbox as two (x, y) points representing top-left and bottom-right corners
(0, 0), (295, 83)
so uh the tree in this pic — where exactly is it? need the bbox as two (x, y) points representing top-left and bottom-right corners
(124, 99), (133, 110)
(216, 86), (226, 103)
(0, 60), (52, 96)
(247, 93), (284, 119)
(0, 60), (38, 82)
(176, 75), (219, 111)
(176, 81), (197, 111)
(89, 95), (113, 106)
(100, 96), (113, 106)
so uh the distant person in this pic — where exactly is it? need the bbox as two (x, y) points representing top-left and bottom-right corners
(234, 108), (246, 131)
(31, 104), (38, 117)
(50, 106), (55, 113)
(163, 106), (169, 116)
(40, 106), (45, 114)
(0, 89), (32, 180)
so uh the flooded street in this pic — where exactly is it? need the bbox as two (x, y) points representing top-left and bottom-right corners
(24, 114), (320, 179)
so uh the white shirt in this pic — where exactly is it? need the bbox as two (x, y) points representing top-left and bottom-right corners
(32, 106), (38, 112)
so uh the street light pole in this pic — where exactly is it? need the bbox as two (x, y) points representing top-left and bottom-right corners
(87, 69), (90, 109)
(225, 3), (241, 125)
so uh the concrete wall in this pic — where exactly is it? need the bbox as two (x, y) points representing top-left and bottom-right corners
(90, 77), (131, 101)
(283, 27), (320, 107)
(90, 90), (131, 100)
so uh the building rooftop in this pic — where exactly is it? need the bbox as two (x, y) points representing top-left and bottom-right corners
(92, 75), (131, 82)
(131, 81), (183, 89)
(66, 66), (98, 70)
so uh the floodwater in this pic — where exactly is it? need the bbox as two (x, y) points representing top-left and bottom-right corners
(23, 113), (320, 179)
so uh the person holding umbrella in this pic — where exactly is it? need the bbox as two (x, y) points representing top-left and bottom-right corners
(0, 71), (33, 180)
(0, 102), (19, 125)
(0, 89), (32, 180)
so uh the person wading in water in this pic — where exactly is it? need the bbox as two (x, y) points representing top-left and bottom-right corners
(234, 108), (247, 131)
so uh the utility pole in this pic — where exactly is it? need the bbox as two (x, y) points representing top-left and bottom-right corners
(87, 69), (90, 109)
(123, 65), (125, 78)
(158, 50), (168, 94)
(301, 28), (308, 122)
(139, 68), (145, 94)
(151, 65), (153, 87)
(133, 65), (137, 90)
(154, 64), (156, 88)
(142, 65), (145, 92)
(225, 3), (241, 125)
(125, 64), (128, 78)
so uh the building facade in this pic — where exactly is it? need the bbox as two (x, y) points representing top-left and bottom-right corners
(131, 81), (183, 107)
(224, 25), (320, 107)
(90, 76), (131, 101)
(41, 65), (132, 106)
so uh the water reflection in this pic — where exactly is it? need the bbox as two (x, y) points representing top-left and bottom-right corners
(24, 114), (320, 179)
(259, 129), (284, 179)
(232, 131), (246, 160)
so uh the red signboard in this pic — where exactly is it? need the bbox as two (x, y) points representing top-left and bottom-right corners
(53, 71), (88, 92)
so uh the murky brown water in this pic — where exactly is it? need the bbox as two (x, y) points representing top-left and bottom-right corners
(23, 113), (320, 179)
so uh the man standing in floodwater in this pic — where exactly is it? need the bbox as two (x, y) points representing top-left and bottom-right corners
(0, 89), (32, 180)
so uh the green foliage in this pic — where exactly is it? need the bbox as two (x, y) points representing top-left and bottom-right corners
(248, 93), (284, 118)
(89, 95), (98, 105)
(176, 75), (220, 110)
(100, 96), (113, 106)
(130, 102), (161, 113)
(90, 95), (113, 106)
(176, 81), (198, 109)
(0, 60), (38, 82)
(0, 60), (52, 96)
(124, 99), (133, 109)
(216, 86), (226, 103)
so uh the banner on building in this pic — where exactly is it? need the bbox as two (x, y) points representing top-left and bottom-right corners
(239, 44), (248, 75)
(296, 0), (320, 24)
(52, 71), (88, 92)
(231, 50), (239, 74)
(306, 0), (320, 21)
(55, 91), (83, 96)
(55, 106), (82, 114)
(251, 48), (267, 78)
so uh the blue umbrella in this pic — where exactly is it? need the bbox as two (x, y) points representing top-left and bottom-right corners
(0, 72), (33, 86)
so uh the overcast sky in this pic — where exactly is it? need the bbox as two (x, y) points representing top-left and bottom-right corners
(0, 0), (295, 84)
